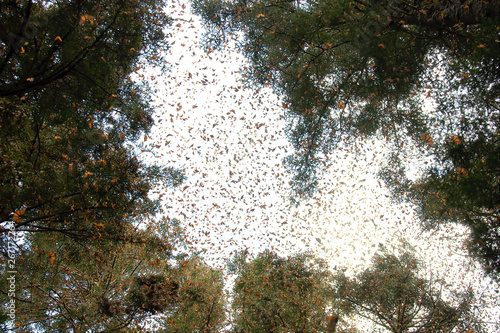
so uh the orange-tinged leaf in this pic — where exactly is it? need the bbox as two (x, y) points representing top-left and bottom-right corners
(54, 36), (62, 42)
(378, 44), (385, 48)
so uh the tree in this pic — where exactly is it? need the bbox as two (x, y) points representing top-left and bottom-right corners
(333, 244), (485, 333)
(193, 0), (500, 277)
(380, 130), (500, 279)
(1, 218), (226, 332)
(1, 217), (169, 331)
(0, 0), (168, 97)
(0, 0), (176, 241)
(0, 0), (193, 330)
(229, 250), (334, 333)
(161, 257), (226, 332)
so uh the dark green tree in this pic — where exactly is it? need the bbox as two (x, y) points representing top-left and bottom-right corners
(193, 0), (500, 277)
(229, 250), (334, 333)
(0, 0), (181, 242)
(160, 257), (226, 332)
(334, 244), (485, 333)
(380, 129), (500, 279)
(1, 218), (225, 331)
(0, 0), (192, 330)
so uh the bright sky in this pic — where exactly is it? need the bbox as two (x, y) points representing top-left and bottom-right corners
(140, 0), (499, 329)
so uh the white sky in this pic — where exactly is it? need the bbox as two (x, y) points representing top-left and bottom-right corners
(139, 0), (499, 330)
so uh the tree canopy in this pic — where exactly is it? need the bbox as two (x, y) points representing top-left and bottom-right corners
(0, 0), (183, 243)
(334, 244), (484, 332)
(0, 0), (202, 330)
(193, 0), (500, 278)
(227, 247), (485, 332)
(2, 217), (226, 331)
(1, 0), (498, 330)
(228, 250), (335, 332)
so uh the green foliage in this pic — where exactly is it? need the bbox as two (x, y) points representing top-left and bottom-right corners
(0, 0), (177, 239)
(161, 258), (226, 332)
(0, 0), (169, 96)
(231, 250), (333, 333)
(412, 133), (499, 278)
(334, 244), (484, 332)
(0, 95), (170, 242)
(0, 222), (225, 332)
(0, 0), (199, 330)
(1, 227), (167, 331)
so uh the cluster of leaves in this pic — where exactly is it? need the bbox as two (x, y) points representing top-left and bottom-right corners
(227, 246), (485, 333)
(3, 222), (226, 332)
(161, 257), (226, 332)
(193, 0), (500, 278)
(0, 0), (176, 242)
(334, 243), (483, 332)
(229, 250), (333, 332)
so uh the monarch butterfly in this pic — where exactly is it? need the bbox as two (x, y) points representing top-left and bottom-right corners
(326, 314), (339, 332)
